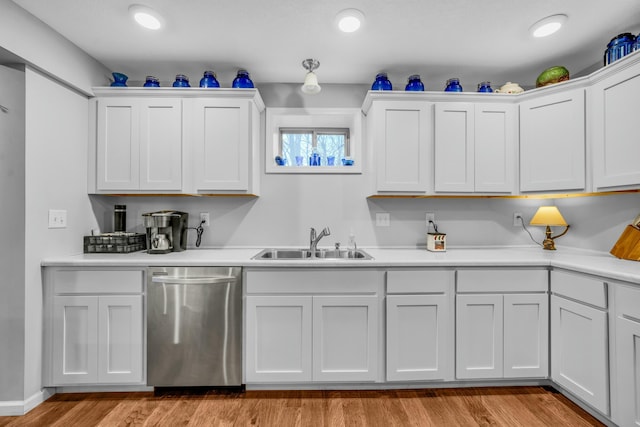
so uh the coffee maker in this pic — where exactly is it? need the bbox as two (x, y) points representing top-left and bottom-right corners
(142, 211), (189, 254)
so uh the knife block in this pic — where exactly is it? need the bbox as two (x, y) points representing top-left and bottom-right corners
(610, 225), (640, 261)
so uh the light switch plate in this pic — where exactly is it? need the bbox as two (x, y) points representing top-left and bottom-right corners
(376, 212), (390, 227)
(48, 209), (67, 228)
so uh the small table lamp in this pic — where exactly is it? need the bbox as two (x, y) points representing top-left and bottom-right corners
(530, 206), (570, 250)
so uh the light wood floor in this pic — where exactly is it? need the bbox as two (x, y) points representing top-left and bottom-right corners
(0, 386), (604, 427)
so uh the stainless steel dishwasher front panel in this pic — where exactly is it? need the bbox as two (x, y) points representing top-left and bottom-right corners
(146, 266), (242, 387)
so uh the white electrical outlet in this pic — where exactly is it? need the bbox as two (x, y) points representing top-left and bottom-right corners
(200, 212), (210, 227)
(426, 212), (435, 226)
(513, 212), (523, 227)
(376, 212), (390, 227)
(48, 209), (67, 229)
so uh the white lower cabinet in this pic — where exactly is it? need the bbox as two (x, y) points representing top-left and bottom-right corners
(550, 270), (609, 416)
(244, 269), (382, 384)
(456, 269), (548, 380)
(613, 284), (640, 426)
(44, 268), (145, 386)
(385, 270), (454, 381)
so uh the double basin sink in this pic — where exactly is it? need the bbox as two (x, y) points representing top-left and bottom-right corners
(252, 248), (373, 260)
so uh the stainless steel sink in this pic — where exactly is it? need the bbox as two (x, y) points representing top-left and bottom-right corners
(252, 248), (373, 260)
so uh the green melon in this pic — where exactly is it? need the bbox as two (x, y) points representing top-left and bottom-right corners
(536, 66), (570, 87)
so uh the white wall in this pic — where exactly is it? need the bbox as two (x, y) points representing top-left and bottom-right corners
(0, 65), (26, 402)
(23, 67), (95, 402)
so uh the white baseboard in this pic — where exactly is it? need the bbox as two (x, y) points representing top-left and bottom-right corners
(0, 388), (55, 416)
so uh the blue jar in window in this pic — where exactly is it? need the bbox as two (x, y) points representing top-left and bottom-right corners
(199, 70), (220, 88)
(444, 78), (463, 92)
(143, 76), (160, 87)
(405, 75), (424, 91)
(309, 150), (321, 166)
(371, 73), (392, 91)
(477, 81), (493, 93)
(232, 69), (254, 88)
(173, 74), (191, 87)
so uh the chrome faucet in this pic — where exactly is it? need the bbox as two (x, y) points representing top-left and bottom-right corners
(310, 227), (331, 256)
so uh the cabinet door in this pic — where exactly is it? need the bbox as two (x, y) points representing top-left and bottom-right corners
(372, 100), (430, 192)
(313, 296), (378, 382)
(591, 63), (640, 189)
(520, 89), (585, 192)
(192, 98), (250, 191)
(474, 103), (516, 193)
(386, 294), (449, 381)
(139, 99), (182, 190)
(96, 99), (140, 190)
(97, 295), (143, 384)
(434, 103), (474, 192)
(615, 316), (640, 426)
(245, 296), (312, 383)
(551, 295), (609, 415)
(456, 294), (503, 379)
(52, 296), (99, 384)
(503, 293), (548, 378)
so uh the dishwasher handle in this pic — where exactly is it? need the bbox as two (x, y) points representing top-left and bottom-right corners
(151, 275), (238, 285)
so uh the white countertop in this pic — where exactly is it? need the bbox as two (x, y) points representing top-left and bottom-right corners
(41, 246), (640, 285)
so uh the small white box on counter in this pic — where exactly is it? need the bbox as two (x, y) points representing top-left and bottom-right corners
(427, 232), (446, 252)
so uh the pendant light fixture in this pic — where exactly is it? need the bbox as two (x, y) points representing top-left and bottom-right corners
(301, 59), (321, 95)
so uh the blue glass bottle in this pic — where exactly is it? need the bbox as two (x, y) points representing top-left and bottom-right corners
(605, 33), (636, 65)
(371, 73), (392, 90)
(199, 70), (220, 88)
(172, 74), (190, 87)
(110, 72), (128, 87)
(477, 81), (493, 93)
(405, 74), (424, 91)
(143, 76), (160, 87)
(444, 78), (463, 92)
(232, 69), (254, 88)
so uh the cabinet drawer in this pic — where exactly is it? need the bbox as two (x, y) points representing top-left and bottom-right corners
(457, 269), (548, 293)
(551, 270), (607, 309)
(387, 269), (453, 294)
(52, 270), (144, 294)
(246, 269), (383, 294)
(615, 284), (640, 319)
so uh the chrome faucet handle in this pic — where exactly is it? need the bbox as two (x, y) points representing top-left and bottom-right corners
(323, 227), (331, 236)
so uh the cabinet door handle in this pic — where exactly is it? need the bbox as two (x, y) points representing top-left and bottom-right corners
(151, 275), (237, 285)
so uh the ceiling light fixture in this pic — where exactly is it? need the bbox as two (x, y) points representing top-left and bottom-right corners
(301, 59), (321, 95)
(336, 9), (365, 33)
(530, 14), (567, 38)
(129, 4), (164, 30)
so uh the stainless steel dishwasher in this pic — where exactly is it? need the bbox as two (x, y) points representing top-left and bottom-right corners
(146, 266), (242, 387)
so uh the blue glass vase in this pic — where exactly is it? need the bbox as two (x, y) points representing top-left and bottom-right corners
(110, 72), (128, 87)
(232, 70), (254, 88)
(405, 74), (424, 91)
(172, 74), (191, 87)
(143, 76), (160, 87)
(444, 78), (463, 92)
(605, 33), (636, 65)
(199, 70), (220, 88)
(371, 73), (392, 90)
(477, 81), (493, 93)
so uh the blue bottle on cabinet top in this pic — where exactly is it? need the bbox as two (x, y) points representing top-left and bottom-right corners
(232, 70), (254, 88)
(405, 74), (424, 91)
(444, 78), (463, 92)
(199, 70), (220, 88)
(371, 73), (392, 90)
(143, 76), (160, 87)
(110, 72), (128, 87)
(477, 81), (493, 93)
(605, 33), (636, 65)
(172, 74), (191, 87)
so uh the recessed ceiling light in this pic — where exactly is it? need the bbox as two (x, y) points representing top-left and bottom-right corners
(129, 4), (164, 30)
(336, 9), (365, 33)
(530, 14), (567, 38)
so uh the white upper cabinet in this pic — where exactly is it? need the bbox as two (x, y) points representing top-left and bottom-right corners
(366, 97), (431, 193)
(96, 97), (182, 192)
(590, 56), (640, 190)
(520, 88), (586, 192)
(435, 102), (516, 193)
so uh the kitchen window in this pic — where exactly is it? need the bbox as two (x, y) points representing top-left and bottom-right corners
(266, 108), (362, 174)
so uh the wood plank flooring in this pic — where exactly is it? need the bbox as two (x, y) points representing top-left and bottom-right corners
(0, 386), (604, 427)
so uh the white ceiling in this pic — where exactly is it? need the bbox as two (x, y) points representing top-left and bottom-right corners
(12, 0), (640, 90)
